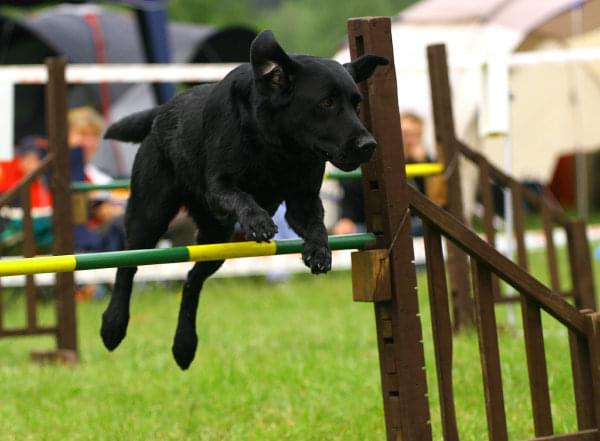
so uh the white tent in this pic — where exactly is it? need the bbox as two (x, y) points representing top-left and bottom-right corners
(335, 0), (600, 214)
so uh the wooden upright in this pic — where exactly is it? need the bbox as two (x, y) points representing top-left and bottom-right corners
(348, 17), (432, 441)
(427, 44), (474, 329)
(46, 57), (78, 359)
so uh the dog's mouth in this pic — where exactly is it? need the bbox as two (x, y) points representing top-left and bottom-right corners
(332, 160), (362, 172)
(313, 145), (333, 160)
(313, 144), (365, 171)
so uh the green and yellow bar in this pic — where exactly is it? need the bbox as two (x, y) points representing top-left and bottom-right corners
(70, 163), (445, 192)
(71, 179), (131, 192)
(0, 233), (375, 277)
(325, 162), (444, 180)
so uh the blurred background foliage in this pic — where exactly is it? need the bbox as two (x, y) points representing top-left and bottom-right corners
(168, 0), (417, 56)
(0, 0), (417, 57)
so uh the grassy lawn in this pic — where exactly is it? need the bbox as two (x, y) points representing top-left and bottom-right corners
(1, 244), (598, 440)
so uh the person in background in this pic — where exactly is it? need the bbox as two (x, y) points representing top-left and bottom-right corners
(68, 107), (126, 299)
(401, 111), (431, 194)
(68, 106), (126, 236)
(333, 111), (432, 236)
(0, 136), (53, 252)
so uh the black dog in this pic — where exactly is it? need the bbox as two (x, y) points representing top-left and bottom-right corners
(100, 30), (387, 369)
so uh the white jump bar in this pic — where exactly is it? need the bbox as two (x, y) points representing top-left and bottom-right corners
(3, 45), (600, 85)
(0, 62), (240, 84)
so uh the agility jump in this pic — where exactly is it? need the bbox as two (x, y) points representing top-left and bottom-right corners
(0, 233), (374, 277)
(2, 16), (600, 441)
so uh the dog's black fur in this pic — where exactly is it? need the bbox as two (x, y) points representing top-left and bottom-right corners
(100, 30), (387, 369)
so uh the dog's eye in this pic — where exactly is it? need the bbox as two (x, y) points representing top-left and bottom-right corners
(355, 103), (361, 115)
(319, 98), (335, 109)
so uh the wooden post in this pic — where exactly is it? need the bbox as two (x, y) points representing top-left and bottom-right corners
(423, 221), (459, 441)
(569, 327), (597, 430)
(567, 220), (597, 311)
(20, 185), (38, 331)
(541, 204), (561, 293)
(478, 157), (501, 300)
(348, 17), (432, 441)
(512, 183), (553, 436)
(471, 260), (508, 441)
(46, 57), (78, 359)
(510, 183), (527, 269)
(584, 312), (600, 426)
(427, 44), (474, 329)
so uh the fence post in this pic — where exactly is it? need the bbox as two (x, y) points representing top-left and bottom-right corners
(427, 44), (474, 329)
(46, 57), (78, 361)
(20, 185), (38, 331)
(584, 312), (600, 426)
(567, 220), (597, 311)
(348, 17), (432, 441)
(423, 221), (459, 441)
(471, 260), (508, 441)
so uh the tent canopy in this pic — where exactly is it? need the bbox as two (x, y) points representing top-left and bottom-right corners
(337, 0), (600, 183)
(400, 0), (600, 48)
(0, 4), (256, 174)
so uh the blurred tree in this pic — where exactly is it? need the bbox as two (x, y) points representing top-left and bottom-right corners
(168, 0), (418, 56)
(167, 0), (257, 28)
(0, 0), (418, 57)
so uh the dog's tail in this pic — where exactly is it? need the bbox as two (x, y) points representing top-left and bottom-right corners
(104, 107), (160, 143)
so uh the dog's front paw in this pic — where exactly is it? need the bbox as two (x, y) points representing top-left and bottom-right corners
(239, 208), (278, 242)
(172, 330), (198, 370)
(303, 244), (331, 274)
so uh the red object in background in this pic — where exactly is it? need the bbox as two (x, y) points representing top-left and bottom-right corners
(548, 153), (575, 209)
(28, 180), (52, 208)
(0, 159), (52, 209)
(0, 159), (22, 192)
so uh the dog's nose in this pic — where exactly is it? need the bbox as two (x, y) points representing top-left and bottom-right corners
(357, 135), (377, 152)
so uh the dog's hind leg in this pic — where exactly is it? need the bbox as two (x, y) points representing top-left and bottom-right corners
(172, 216), (233, 370)
(101, 168), (181, 351)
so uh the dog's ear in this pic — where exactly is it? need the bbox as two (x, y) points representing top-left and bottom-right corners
(250, 30), (298, 88)
(344, 54), (389, 83)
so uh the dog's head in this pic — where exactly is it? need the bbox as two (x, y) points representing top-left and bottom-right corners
(250, 30), (388, 171)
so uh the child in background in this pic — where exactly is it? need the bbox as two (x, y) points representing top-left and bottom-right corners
(68, 106), (126, 237)
(68, 107), (126, 299)
(0, 136), (53, 252)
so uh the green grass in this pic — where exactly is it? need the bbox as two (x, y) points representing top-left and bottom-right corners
(471, 209), (600, 233)
(1, 243), (599, 440)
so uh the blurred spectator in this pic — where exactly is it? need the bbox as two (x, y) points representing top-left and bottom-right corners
(0, 136), (53, 251)
(69, 107), (123, 224)
(162, 208), (198, 247)
(401, 111), (431, 193)
(67, 107), (126, 254)
(67, 107), (125, 300)
(70, 107), (197, 249)
(333, 112), (433, 236)
(333, 176), (365, 235)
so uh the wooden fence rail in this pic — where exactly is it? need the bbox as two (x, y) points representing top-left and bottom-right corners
(464, 133), (596, 308)
(348, 19), (600, 440)
(411, 185), (600, 440)
(0, 58), (77, 362)
(426, 45), (597, 328)
(425, 43), (600, 439)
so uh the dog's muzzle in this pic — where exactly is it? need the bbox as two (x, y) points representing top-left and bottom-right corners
(356, 134), (377, 154)
(348, 134), (377, 164)
(333, 136), (377, 171)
